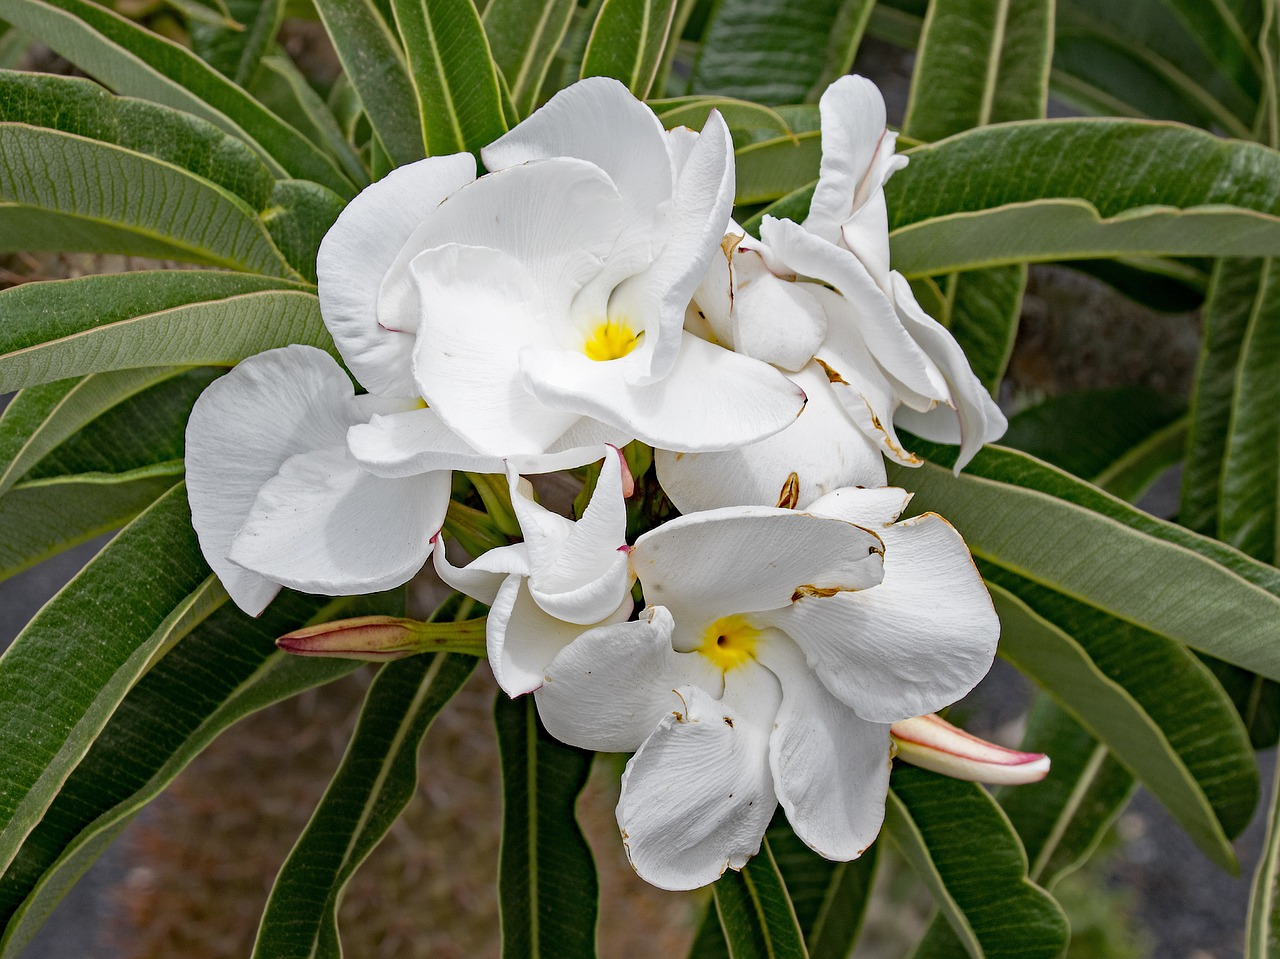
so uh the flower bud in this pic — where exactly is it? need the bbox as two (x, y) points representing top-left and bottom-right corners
(891, 713), (1050, 785)
(277, 615), (486, 661)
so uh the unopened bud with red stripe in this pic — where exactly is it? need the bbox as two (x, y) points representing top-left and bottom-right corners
(891, 713), (1050, 785)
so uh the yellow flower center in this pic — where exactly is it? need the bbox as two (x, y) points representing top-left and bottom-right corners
(583, 320), (641, 361)
(697, 614), (761, 672)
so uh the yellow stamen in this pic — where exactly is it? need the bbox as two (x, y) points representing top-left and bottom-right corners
(583, 320), (641, 361)
(697, 614), (761, 672)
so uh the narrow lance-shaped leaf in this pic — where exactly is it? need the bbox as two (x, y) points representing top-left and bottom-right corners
(711, 839), (809, 959)
(495, 695), (598, 959)
(190, 0), (284, 88)
(0, 590), (400, 957)
(1, 0), (356, 195)
(885, 765), (1069, 959)
(0, 484), (223, 876)
(0, 271), (327, 392)
(580, 0), (678, 99)
(392, 0), (509, 156)
(252, 652), (476, 958)
(887, 120), (1280, 276)
(484, 0), (576, 117)
(1246, 756), (1280, 959)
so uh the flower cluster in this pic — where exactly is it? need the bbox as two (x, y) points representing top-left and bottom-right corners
(186, 75), (1036, 890)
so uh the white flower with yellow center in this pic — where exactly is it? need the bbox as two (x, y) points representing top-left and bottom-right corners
(533, 485), (1000, 890)
(317, 77), (805, 480)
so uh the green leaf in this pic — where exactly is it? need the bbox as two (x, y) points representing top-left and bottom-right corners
(0, 367), (179, 496)
(261, 179), (347, 284)
(998, 696), (1135, 888)
(312, 0), (426, 167)
(885, 766), (1068, 959)
(1064, 256), (1208, 314)
(687, 0), (870, 105)
(2, 0), (356, 196)
(1247, 756), (1280, 959)
(0, 591), (393, 957)
(0, 271), (326, 392)
(483, 0), (575, 117)
(1182, 258), (1261, 535)
(1205, 658), (1280, 749)
(190, 0), (284, 87)
(392, 0), (509, 156)
(0, 124), (296, 276)
(711, 839), (809, 959)
(887, 440), (1280, 681)
(733, 130), (822, 205)
(1219, 257), (1280, 562)
(651, 96), (794, 147)
(252, 652), (475, 958)
(938, 265), (1026, 394)
(0, 470), (182, 582)
(494, 694), (598, 959)
(987, 571), (1257, 871)
(886, 120), (1280, 276)
(580, 0), (678, 99)
(0, 484), (222, 876)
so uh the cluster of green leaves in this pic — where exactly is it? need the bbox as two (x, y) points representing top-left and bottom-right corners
(1, 0), (1280, 956)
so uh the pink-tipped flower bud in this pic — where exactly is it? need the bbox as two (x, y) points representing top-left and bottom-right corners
(891, 713), (1050, 785)
(277, 615), (486, 661)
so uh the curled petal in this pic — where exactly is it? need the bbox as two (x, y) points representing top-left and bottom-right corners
(631, 507), (884, 650)
(765, 512), (998, 723)
(655, 362), (886, 513)
(537, 606), (722, 753)
(727, 241), (828, 372)
(432, 538), (528, 606)
(616, 667), (781, 890)
(757, 636), (891, 859)
(317, 153), (476, 396)
(891, 714), (1050, 785)
(805, 485), (912, 528)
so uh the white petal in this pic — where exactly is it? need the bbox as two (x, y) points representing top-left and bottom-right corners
(728, 241), (828, 372)
(764, 513), (999, 722)
(616, 666), (780, 890)
(411, 244), (581, 455)
(482, 76), (673, 238)
(805, 485), (912, 528)
(317, 153), (476, 396)
(186, 345), (359, 615)
(520, 331), (806, 452)
(756, 636), (890, 859)
(888, 273), (1008, 472)
(761, 216), (949, 403)
(631, 507), (884, 650)
(487, 574), (631, 697)
(228, 448), (450, 596)
(654, 363), (886, 513)
(537, 606), (722, 752)
(691, 237), (735, 347)
(432, 539), (528, 605)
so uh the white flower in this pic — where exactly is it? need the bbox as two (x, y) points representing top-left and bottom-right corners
(658, 77), (1005, 512)
(433, 448), (635, 696)
(534, 485), (999, 889)
(317, 77), (805, 475)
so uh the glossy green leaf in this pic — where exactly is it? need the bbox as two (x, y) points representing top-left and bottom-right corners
(190, 0), (284, 87)
(886, 120), (1280, 276)
(733, 131), (821, 205)
(1247, 756), (1280, 959)
(580, 0), (678, 99)
(252, 652), (476, 958)
(1064, 256), (1208, 314)
(0, 591), (395, 957)
(261, 179), (347, 284)
(483, 0), (575, 116)
(495, 695), (598, 959)
(0, 124), (296, 276)
(988, 571), (1257, 871)
(393, 0), (509, 156)
(688, 0), (872, 105)
(939, 265), (1025, 394)
(998, 696), (1135, 888)
(0, 271), (326, 391)
(652, 96), (794, 146)
(885, 766), (1068, 959)
(2, 0), (355, 196)
(888, 441), (1280, 681)
(712, 839), (808, 959)
(0, 367), (178, 495)
(1206, 658), (1280, 750)
(1182, 258), (1261, 535)
(312, 0), (425, 167)
(0, 484), (221, 876)
(0, 470), (182, 582)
